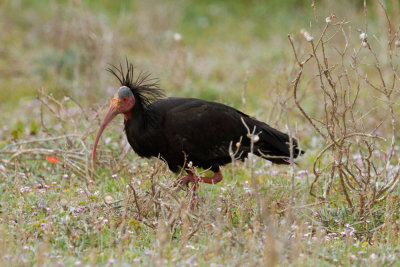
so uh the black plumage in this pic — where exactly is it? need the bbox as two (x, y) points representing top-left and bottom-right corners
(125, 97), (303, 173)
(92, 62), (304, 196)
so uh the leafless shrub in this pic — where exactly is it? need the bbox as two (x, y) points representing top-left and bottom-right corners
(289, 1), (400, 224)
(0, 89), (102, 180)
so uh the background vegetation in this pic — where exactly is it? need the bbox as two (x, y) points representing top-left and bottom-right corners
(1, 0), (400, 265)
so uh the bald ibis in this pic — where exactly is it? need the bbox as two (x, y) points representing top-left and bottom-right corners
(92, 62), (304, 206)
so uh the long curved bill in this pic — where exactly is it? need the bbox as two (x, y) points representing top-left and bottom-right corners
(92, 99), (119, 165)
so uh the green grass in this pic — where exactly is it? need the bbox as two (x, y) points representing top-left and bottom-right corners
(1, 0), (400, 266)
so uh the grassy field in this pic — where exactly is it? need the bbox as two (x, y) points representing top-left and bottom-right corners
(1, 0), (400, 266)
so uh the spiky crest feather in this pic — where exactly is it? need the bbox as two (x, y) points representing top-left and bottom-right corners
(106, 60), (165, 107)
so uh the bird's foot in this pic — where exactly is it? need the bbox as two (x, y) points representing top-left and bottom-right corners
(175, 171), (199, 209)
(175, 171), (197, 188)
(189, 182), (199, 210)
(175, 170), (223, 210)
(175, 171), (223, 187)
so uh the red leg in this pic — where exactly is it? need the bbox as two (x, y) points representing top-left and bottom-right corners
(175, 171), (199, 209)
(189, 177), (199, 210)
(175, 170), (223, 210)
(176, 171), (197, 187)
(198, 171), (223, 184)
(175, 173), (193, 188)
(176, 171), (223, 186)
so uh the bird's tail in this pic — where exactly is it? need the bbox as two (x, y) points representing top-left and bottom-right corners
(252, 120), (304, 164)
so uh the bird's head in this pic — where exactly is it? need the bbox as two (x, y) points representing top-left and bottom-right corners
(92, 86), (135, 164)
(109, 86), (136, 120)
(91, 60), (164, 165)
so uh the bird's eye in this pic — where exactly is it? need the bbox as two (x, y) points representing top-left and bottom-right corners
(123, 97), (128, 102)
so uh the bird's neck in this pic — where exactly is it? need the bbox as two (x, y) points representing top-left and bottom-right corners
(125, 104), (145, 128)
(124, 112), (132, 121)
(124, 104), (152, 156)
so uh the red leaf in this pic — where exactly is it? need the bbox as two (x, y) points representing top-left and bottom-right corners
(46, 155), (60, 164)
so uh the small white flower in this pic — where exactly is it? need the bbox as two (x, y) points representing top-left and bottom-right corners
(362, 41), (368, 48)
(325, 17), (331, 23)
(173, 32), (182, 42)
(252, 135), (260, 143)
(20, 186), (31, 193)
(306, 35), (314, 42)
(301, 29), (314, 42)
(360, 32), (367, 40)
